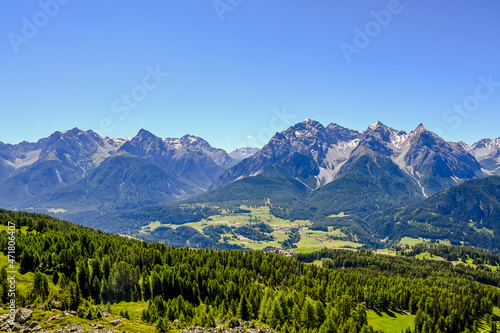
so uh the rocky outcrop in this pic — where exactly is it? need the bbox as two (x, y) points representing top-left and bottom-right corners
(180, 323), (276, 333)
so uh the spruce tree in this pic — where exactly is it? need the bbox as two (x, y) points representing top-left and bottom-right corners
(237, 292), (252, 321)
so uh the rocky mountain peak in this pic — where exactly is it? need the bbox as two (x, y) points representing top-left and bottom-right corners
(135, 128), (158, 140)
(179, 134), (207, 147)
(363, 121), (393, 143)
(293, 119), (325, 133)
(368, 120), (386, 129)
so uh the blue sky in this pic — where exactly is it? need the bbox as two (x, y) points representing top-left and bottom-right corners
(1, 1), (500, 151)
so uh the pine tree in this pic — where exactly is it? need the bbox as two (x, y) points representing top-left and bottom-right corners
(354, 303), (367, 329)
(319, 318), (337, 333)
(91, 256), (102, 281)
(292, 304), (301, 324)
(91, 276), (101, 303)
(101, 278), (109, 303)
(142, 272), (152, 301)
(32, 269), (49, 299)
(156, 317), (170, 332)
(268, 300), (284, 329)
(1, 267), (8, 304)
(77, 261), (90, 299)
(20, 249), (34, 274)
(52, 271), (59, 285)
(69, 282), (80, 310)
(301, 299), (317, 329)
(206, 311), (216, 328)
(151, 271), (162, 297)
(237, 292), (252, 321)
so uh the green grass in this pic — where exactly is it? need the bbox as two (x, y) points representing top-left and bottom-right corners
(476, 307), (500, 332)
(399, 237), (451, 246)
(367, 309), (414, 333)
(311, 260), (323, 267)
(0, 307), (156, 332)
(0, 252), (60, 295)
(415, 253), (444, 260)
(376, 249), (396, 256)
(328, 212), (348, 218)
(141, 205), (364, 251)
(106, 301), (149, 322)
(399, 237), (430, 245)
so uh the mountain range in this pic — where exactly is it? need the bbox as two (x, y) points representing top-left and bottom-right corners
(1, 120), (499, 249)
(0, 128), (250, 219)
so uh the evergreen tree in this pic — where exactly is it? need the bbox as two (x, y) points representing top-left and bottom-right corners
(268, 300), (284, 329)
(237, 292), (252, 321)
(142, 272), (152, 301)
(1, 267), (9, 304)
(319, 318), (337, 333)
(52, 271), (59, 285)
(91, 256), (102, 281)
(354, 303), (367, 329)
(301, 299), (317, 329)
(156, 317), (170, 332)
(91, 276), (101, 303)
(77, 261), (90, 299)
(101, 278), (109, 303)
(20, 249), (34, 274)
(32, 269), (49, 299)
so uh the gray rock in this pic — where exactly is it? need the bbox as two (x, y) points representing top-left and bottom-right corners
(101, 310), (112, 317)
(110, 319), (122, 326)
(11, 323), (21, 331)
(14, 308), (33, 324)
(48, 314), (63, 321)
(0, 314), (9, 323)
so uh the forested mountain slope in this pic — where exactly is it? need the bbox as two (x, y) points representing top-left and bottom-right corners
(1, 209), (499, 332)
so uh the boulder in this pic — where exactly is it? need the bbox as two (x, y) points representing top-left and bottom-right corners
(101, 310), (112, 317)
(110, 318), (122, 326)
(14, 308), (33, 324)
(48, 314), (63, 321)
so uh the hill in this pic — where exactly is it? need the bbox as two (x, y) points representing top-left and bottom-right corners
(1, 209), (500, 332)
(371, 176), (500, 251)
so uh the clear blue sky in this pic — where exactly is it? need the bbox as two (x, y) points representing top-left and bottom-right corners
(1, 1), (500, 151)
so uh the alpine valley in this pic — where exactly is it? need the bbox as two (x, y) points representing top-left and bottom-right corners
(1, 120), (500, 253)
